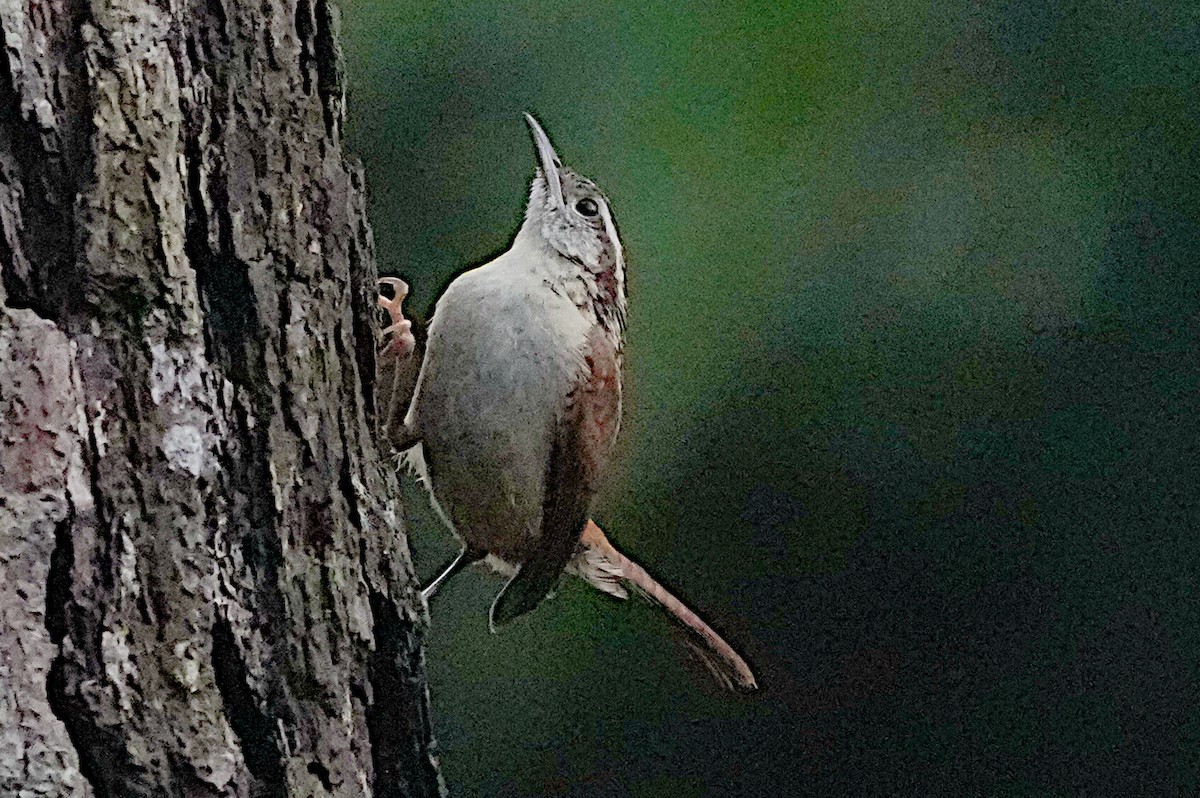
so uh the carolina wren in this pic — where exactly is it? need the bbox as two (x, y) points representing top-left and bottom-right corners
(377, 114), (756, 690)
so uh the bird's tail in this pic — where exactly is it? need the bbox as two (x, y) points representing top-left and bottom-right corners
(572, 521), (758, 691)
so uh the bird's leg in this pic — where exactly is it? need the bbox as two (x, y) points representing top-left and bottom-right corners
(379, 278), (471, 599)
(421, 546), (487, 601)
(376, 277), (421, 452)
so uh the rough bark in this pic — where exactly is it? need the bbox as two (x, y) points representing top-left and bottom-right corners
(0, 0), (444, 793)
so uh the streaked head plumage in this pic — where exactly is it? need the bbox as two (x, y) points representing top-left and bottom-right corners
(522, 114), (626, 323)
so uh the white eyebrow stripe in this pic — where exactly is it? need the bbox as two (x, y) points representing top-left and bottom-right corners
(598, 201), (623, 268)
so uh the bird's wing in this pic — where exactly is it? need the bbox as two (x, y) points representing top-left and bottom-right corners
(490, 330), (622, 629)
(490, 414), (590, 628)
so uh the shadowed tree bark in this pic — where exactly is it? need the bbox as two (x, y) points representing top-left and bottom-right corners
(0, 0), (443, 794)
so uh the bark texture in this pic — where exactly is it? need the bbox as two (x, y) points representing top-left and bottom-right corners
(0, 0), (443, 793)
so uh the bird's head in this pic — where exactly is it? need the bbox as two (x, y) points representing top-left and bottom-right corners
(522, 113), (626, 318)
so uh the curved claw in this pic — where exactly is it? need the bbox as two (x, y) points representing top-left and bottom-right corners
(377, 277), (416, 358)
(377, 277), (409, 319)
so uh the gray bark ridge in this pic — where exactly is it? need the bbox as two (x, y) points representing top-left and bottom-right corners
(0, 0), (444, 794)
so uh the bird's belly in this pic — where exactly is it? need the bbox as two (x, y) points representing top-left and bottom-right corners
(421, 389), (557, 561)
(414, 293), (588, 561)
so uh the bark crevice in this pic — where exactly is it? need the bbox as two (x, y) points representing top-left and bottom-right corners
(45, 658), (146, 797)
(366, 590), (444, 798)
(212, 618), (287, 798)
(312, 0), (342, 139)
(0, 0), (92, 320)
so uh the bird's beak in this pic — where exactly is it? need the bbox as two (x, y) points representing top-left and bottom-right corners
(525, 112), (564, 210)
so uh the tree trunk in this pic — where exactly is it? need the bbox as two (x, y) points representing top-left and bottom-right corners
(0, 0), (443, 794)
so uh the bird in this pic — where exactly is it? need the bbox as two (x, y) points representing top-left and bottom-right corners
(376, 113), (756, 690)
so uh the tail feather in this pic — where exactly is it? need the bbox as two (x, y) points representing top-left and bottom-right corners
(574, 521), (758, 691)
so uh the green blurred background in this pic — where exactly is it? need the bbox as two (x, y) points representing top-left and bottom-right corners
(341, 1), (1200, 794)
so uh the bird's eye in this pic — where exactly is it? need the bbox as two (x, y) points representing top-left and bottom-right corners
(575, 198), (599, 217)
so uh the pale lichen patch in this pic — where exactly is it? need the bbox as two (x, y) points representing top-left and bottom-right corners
(101, 626), (139, 713)
(161, 423), (208, 477)
(172, 640), (202, 693)
(149, 341), (207, 407)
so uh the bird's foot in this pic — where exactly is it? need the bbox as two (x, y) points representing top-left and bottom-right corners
(375, 277), (420, 451)
(378, 277), (416, 359)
